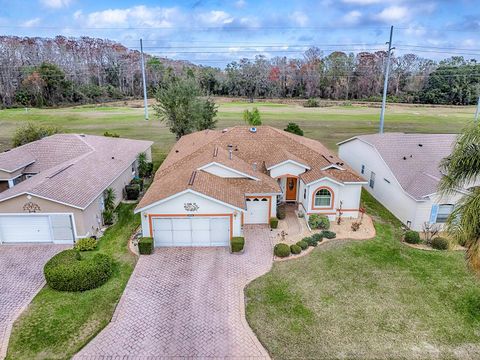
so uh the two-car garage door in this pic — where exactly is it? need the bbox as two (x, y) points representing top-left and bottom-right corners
(152, 217), (230, 247)
(0, 214), (75, 244)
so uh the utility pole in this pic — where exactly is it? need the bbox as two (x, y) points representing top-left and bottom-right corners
(140, 38), (149, 121)
(475, 95), (480, 123)
(379, 26), (394, 134)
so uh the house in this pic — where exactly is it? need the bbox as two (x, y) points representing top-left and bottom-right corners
(338, 133), (465, 231)
(136, 126), (366, 247)
(0, 134), (153, 244)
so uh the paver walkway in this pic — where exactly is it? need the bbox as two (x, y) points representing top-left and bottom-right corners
(75, 225), (273, 359)
(0, 244), (68, 360)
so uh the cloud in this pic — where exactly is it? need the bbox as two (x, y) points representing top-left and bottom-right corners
(342, 0), (383, 4)
(196, 10), (234, 26)
(342, 10), (362, 25)
(375, 5), (409, 23)
(22, 17), (41, 27)
(289, 11), (308, 27)
(235, 0), (246, 9)
(40, 0), (72, 9)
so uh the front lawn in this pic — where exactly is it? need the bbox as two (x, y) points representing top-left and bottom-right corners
(246, 191), (480, 359)
(6, 204), (139, 360)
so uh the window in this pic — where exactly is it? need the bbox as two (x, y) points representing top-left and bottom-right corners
(314, 189), (332, 207)
(369, 172), (376, 189)
(304, 189), (306, 199)
(436, 204), (454, 223)
(361, 165), (365, 174)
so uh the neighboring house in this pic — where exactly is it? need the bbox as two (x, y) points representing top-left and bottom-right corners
(338, 133), (465, 231)
(0, 134), (152, 244)
(136, 126), (366, 248)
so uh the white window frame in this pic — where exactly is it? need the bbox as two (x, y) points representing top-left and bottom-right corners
(436, 204), (454, 223)
(369, 172), (376, 189)
(314, 189), (332, 207)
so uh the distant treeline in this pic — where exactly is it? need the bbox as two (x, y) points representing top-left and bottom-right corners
(0, 36), (479, 108)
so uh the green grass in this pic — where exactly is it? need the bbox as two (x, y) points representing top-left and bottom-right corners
(245, 191), (480, 359)
(6, 204), (139, 360)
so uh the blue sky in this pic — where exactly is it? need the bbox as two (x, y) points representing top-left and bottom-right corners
(0, 0), (478, 67)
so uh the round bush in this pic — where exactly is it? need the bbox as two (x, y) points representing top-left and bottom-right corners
(44, 250), (114, 292)
(308, 214), (330, 230)
(303, 236), (318, 247)
(274, 243), (290, 258)
(277, 205), (286, 220)
(321, 230), (336, 239)
(311, 233), (323, 243)
(74, 237), (97, 251)
(404, 230), (421, 244)
(296, 240), (308, 250)
(290, 244), (302, 255)
(431, 237), (449, 250)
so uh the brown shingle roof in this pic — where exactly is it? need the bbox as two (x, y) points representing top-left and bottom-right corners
(0, 134), (153, 208)
(138, 126), (364, 210)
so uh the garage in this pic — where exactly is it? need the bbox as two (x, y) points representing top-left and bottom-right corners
(0, 214), (75, 244)
(244, 197), (270, 224)
(152, 216), (231, 247)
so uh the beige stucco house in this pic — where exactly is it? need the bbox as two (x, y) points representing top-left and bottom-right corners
(0, 134), (152, 244)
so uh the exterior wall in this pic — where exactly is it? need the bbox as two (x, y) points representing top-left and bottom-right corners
(201, 163), (249, 178)
(269, 162), (307, 178)
(411, 191), (464, 231)
(0, 168), (23, 180)
(140, 191), (243, 239)
(339, 139), (419, 226)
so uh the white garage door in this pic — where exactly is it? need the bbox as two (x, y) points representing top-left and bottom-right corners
(0, 214), (74, 244)
(153, 217), (230, 247)
(245, 197), (269, 224)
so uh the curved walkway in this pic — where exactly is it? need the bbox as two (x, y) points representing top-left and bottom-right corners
(75, 225), (273, 359)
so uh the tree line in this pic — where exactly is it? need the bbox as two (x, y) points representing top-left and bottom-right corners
(0, 35), (479, 108)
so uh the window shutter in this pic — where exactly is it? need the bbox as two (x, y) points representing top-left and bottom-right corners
(429, 204), (439, 224)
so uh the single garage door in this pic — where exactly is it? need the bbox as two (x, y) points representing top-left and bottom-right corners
(152, 217), (230, 247)
(0, 214), (74, 244)
(245, 197), (269, 224)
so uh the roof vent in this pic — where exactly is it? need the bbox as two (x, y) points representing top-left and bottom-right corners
(249, 127), (257, 133)
(418, 143), (423, 147)
(79, 134), (86, 137)
(403, 156), (407, 160)
(222, 128), (229, 133)
(213, 146), (218, 157)
(188, 171), (197, 186)
(112, 156), (115, 159)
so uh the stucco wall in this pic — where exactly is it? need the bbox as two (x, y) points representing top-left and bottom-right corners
(139, 191), (243, 238)
(412, 191), (464, 231)
(269, 162), (307, 178)
(0, 168), (24, 180)
(201, 163), (248, 178)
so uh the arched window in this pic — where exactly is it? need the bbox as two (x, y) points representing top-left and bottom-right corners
(314, 188), (332, 207)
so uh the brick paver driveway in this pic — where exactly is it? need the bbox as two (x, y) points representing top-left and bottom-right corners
(76, 225), (273, 359)
(0, 244), (68, 359)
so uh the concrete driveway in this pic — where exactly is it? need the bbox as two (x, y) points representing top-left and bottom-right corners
(75, 225), (273, 359)
(0, 244), (68, 359)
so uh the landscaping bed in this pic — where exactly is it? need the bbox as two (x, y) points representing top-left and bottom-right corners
(246, 191), (480, 359)
(6, 204), (139, 360)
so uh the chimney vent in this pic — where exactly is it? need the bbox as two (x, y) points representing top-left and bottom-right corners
(252, 162), (257, 171)
(227, 144), (233, 160)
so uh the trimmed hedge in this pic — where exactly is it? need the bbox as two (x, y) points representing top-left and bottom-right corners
(270, 217), (279, 229)
(231, 237), (245, 253)
(74, 237), (97, 251)
(312, 233), (324, 243)
(290, 244), (302, 255)
(321, 230), (336, 239)
(308, 214), (330, 230)
(44, 250), (114, 292)
(274, 243), (290, 257)
(138, 237), (154, 255)
(431, 237), (449, 250)
(302, 236), (318, 247)
(277, 205), (286, 220)
(296, 240), (308, 250)
(404, 230), (421, 244)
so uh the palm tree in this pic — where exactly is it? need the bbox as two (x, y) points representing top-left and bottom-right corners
(440, 122), (480, 271)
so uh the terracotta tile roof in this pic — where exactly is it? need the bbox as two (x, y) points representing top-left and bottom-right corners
(0, 134), (153, 208)
(342, 133), (456, 200)
(138, 126), (364, 211)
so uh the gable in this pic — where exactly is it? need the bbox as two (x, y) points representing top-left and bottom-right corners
(199, 162), (257, 179)
(269, 161), (308, 178)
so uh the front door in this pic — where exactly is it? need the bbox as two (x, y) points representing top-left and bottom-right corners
(285, 177), (297, 201)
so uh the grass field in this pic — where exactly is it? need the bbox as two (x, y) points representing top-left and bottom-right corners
(0, 99), (475, 165)
(245, 191), (480, 359)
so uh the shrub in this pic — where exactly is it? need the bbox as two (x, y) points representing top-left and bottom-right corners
(296, 240), (308, 250)
(74, 237), (97, 251)
(102, 210), (114, 225)
(311, 233), (323, 243)
(284, 122), (304, 136)
(303, 236), (318, 247)
(304, 98), (319, 108)
(125, 184), (140, 200)
(231, 237), (245, 253)
(321, 230), (336, 239)
(146, 162), (154, 177)
(12, 122), (60, 147)
(270, 217), (279, 229)
(274, 243), (290, 258)
(431, 237), (449, 250)
(130, 177), (144, 191)
(277, 205), (286, 220)
(243, 107), (262, 126)
(404, 230), (421, 244)
(138, 237), (154, 255)
(44, 250), (114, 292)
(290, 244), (302, 255)
(351, 222), (361, 231)
(308, 214), (330, 230)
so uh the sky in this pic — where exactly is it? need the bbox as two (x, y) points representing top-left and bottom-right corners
(0, 0), (479, 67)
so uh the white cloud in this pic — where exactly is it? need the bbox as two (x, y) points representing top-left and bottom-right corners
(342, 0), (383, 4)
(235, 0), (246, 9)
(290, 11), (308, 27)
(40, 0), (72, 9)
(197, 10), (234, 26)
(22, 17), (41, 27)
(375, 5), (409, 23)
(342, 10), (362, 25)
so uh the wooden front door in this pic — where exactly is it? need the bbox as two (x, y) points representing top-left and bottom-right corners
(285, 177), (297, 201)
